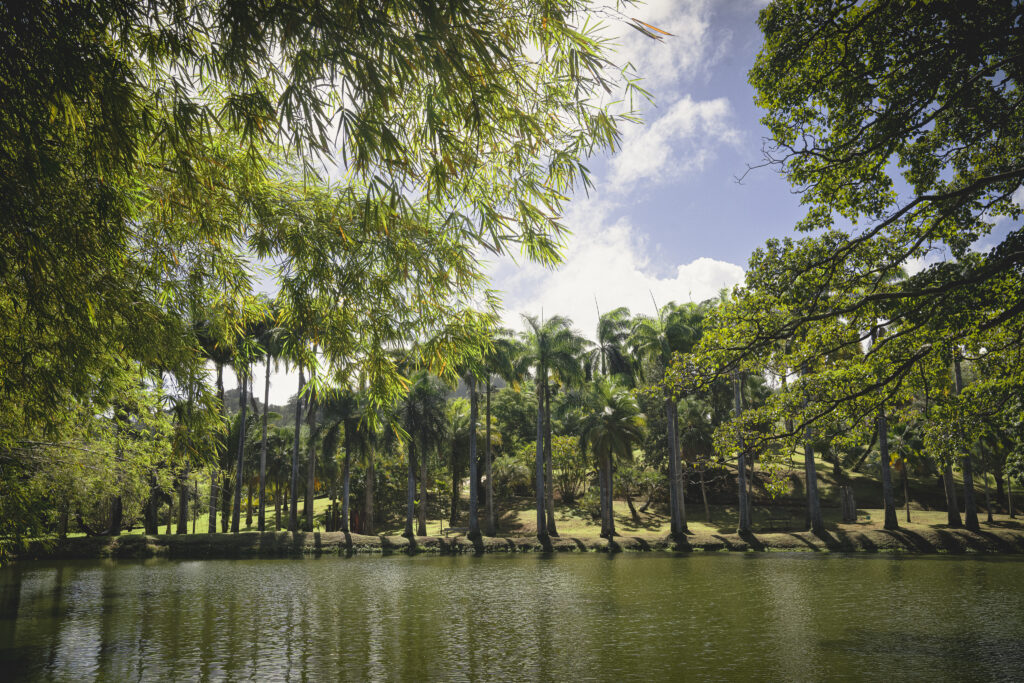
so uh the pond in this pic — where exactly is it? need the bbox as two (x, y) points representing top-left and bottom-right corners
(2, 553), (1024, 681)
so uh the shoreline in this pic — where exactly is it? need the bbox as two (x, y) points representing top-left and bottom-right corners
(18, 525), (1024, 561)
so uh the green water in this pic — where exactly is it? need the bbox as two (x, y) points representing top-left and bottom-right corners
(2, 553), (1023, 681)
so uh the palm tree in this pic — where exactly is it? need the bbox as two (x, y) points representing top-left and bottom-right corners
(195, 320), (233, 534)
(520, 314), (587, 538)
(630, 301), (701, 539)
(482, 331), (527, 536)
(255, 302), (283, 532)
(314, 387), (363, 532)
(397, 370), (449, 536)
(592, 306), (636, 382)
(578, 377), (646, 538)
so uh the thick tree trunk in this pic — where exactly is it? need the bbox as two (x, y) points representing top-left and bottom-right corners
(144, 474), (160, 535)
(942, 462), (963, 528)
(417, 440), (428, 536)
(877, 406), (898, 530)
(485, 382), (495, 536)
(544, 378), (557, 536)
(953, 357), (979, 530)
(258, 358), (270, 532)
(289, 366), (305, 532)
(232, 372), (248, 533)
(733, 376), (751, 534)
(468, 378), (480, 540)
(534, 382), (547, 539)
(108, 496), (123, 536)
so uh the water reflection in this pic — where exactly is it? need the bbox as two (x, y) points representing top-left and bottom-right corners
(2, 554), (1024, 681)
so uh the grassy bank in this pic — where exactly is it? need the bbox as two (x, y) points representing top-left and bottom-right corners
(23, 519), (1024, 561)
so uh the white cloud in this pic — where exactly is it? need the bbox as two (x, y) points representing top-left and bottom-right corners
(490, 197), (744, 338)
(610, 95), (739, 189)
(610, 0), (722, 89)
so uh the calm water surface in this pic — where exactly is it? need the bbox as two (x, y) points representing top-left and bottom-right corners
(2, 553), (1023, 681)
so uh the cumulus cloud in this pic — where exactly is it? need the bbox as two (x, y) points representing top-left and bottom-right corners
(610, 95), (739, 189)
(490, 197), (744, 337)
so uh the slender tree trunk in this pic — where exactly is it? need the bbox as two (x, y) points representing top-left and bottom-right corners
(671, 400), (688, 534)
(363, 442), (375, 534)
(953, 357), (979, 530)
(417, 439), (428, 536)
(209, 363), (225, 534)
(995, 470), (1005, 506)
(605, 453), (616, 537)
(902, 457), (911, 523)
(485, 382), (495, 536)
(304, 405), (317, 533)
(192, 481), (197, 533)
(1008, 477), (1016, 519)
(942, 461), (963, 528)
(534, 381), (547, 539)
(258, 358), (270, 532)
(665, 398), (684, 537)
(220, 473), (231, 532)
(58, 504), (69, 539)
(246, 482), (253, 528)
(177, 464), (189, 534)
(405, 445), (416, 537)
(800, 366), (824, 533)
(289, 365), (305, 532)
(450, 452), (460, 527)
(275, 488), (282, 530)
(166, 500), (173, 535)
(981, 461), (993, 524)
(342, 426), (351, 533)
(468, 377), (481, 540)
(700, 464), (711, 523)
(733, 376), (751, 534)
(544, 377), (557, 536)
(232, 372), (248, 533)
(877, 405), (899, 530)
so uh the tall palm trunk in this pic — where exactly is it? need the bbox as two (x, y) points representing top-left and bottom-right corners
(363, 441), (375, 534)
(800, 365), (824, 533)
(289, 365), (305, 532)
(953, 357), (979, 530)
(176, 465), (189, 534)
(417, 439), (429, 536)
(942, 460), (963, 527)
(404, 444), (416, 537)
(258, 358), (270, 531)
(304, 395), (318, 532)
(209, 363), (225, 534)
(468, 377), (481, 540)
(534, 381), (547, 539)
(342, 425), (351, 532)
(543, 376), (557, 536)
(485, 382), (495, 536)
(877, 405), (899, 529)
(601, 452), (616, 538)
(733, 375), (751, 534)
(665, 397), (686, 537)
(232, 371), (248, 533)
(275, 487), (282, 529)
(450, 454), (461, 527)
(246, 483), (253, 527)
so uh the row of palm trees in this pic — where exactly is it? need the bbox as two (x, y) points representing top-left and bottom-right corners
(175, 298), (720, 542)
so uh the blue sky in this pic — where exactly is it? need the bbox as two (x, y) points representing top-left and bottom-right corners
(489, 0), (807, 336)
